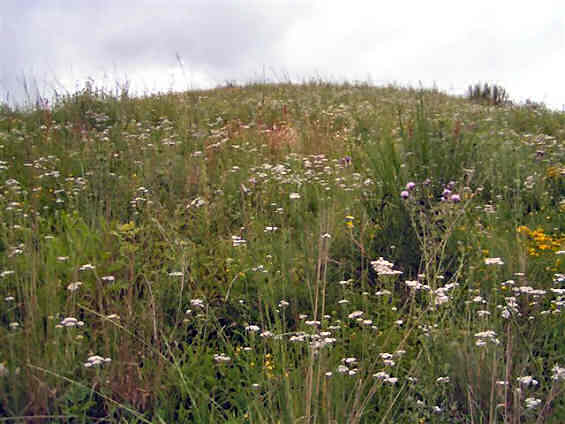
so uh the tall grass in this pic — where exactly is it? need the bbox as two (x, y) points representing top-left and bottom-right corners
(1, 81), (565, 422)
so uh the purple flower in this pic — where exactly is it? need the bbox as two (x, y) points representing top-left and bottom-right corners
(400, 190), (410, 199)
(450, 194), (461, 203)
(341, 156), (352, 167)
(405, 182), (416, 191)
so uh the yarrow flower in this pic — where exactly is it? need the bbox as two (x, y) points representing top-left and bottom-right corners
(232, 235), (247, 247)
(337, 364), (349, 374)
(79, 263), (95, 271)
(525, 397), (542, 409)
(517, 376), (539, 386)
(190, 298), (205, 309)
(59, 317), (85, 328)
(484, 257), (504, 265)
(213, 354), (231, 363)
(84, 355), (111, 368)
(552, 364), (565, 381)
(278, 300), (289, 308)
(474, 330), (500, 346)
(67, 282), (83, 292)
(371, 257), (402, 276)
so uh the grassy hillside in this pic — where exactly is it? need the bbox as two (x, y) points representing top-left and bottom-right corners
(1, 82), (565, 423)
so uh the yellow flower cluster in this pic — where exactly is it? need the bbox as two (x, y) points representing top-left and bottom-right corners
(517, 226), (564, 257)
(264, 353), (274, 379)
(546, 166), (565, 179)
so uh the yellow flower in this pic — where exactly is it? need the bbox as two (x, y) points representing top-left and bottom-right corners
(546, 166), (562, 178)
(344, 215), (354, 229)
(517, 225), (530, 235)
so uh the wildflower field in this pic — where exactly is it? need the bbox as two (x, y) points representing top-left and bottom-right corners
(1, 82), (565, 423)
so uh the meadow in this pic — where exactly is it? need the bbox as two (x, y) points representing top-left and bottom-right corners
(1, 81), (564, 423)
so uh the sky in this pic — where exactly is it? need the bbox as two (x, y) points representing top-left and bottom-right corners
(1, 0), (564, 110)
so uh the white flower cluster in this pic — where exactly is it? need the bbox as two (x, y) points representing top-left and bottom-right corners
(525, 397), (541, 409)
(213, 353), (231, 363)
(232, 235), (247, 247)
(552, 364), (565, 381)
(67, 281), (83, 292)
(57, 317), (85, 328)
(517, 375), (539, 386)
(371, 257), (402, 276)
(84, 355), (111, 368)
(434, 282), (459, 306)
(337, 357), (358, 376)
(404, 280), (430, 291)
(484, 257), (504, 265)
(373, 371), (398, 384)
(79, 263), (95, 271)
(499, 296), (520, 319)
(474, 330), (500, 346)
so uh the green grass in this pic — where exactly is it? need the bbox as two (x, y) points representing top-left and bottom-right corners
(1, 81), (565, 423)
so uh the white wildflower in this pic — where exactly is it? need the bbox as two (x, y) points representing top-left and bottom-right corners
(525, 397), (542, 409)
(337, 365), (348, 374)
(232, 235), (247, 247)
(552, 364), (565, 381)
(66, 281), (83, 291)
(371, 257), (402, 275)
(190, 298), (205, 308)
(60, 317), (85, 328)
(517, 376), (539, 386)
(84, 355), (111, 368)
(373, 371), (390, 380)
(213, 354), (231, 363)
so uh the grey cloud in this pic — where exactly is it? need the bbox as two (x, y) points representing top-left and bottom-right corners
(4, 1), (312, 74)
(1, 1), (313, 103)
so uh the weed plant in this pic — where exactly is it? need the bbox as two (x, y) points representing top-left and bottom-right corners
(0, 81), (565, 422)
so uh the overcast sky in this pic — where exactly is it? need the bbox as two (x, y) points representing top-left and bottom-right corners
(1, 1), (564, 109)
